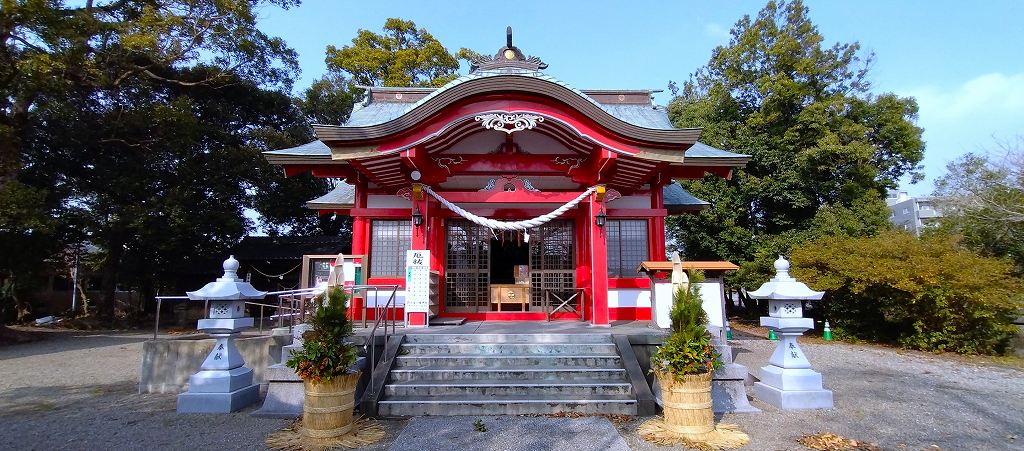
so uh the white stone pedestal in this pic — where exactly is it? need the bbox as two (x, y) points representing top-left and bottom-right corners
(754, 316), (833, 409)
(252, 324), (311, 418)
(177, 329), (260, 413)
(711, 336), (760, 413)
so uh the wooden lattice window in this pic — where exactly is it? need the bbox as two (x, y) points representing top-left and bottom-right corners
(369, 220), (411, 277)
(607, 219), (649, 278)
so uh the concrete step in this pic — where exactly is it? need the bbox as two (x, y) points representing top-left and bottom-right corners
(428, 317), (466, 326)
(404, 333), (613, 344)
(377, 394), (638, 416)
(387, 366), (629, 382)
(263, 363), (300, 382)
(393, 354), (623, 369)
(383, 379), (634, 397)
(400, 343), (618, 355)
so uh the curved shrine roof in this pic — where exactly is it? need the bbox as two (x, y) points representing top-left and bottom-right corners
(342, 69), (677, 130)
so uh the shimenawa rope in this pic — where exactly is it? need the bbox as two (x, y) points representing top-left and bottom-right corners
(421, 185), (598, 241)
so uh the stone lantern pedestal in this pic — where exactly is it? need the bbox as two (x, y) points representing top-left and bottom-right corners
(177, 256), (266, 413)
(748, 257), (833, 409)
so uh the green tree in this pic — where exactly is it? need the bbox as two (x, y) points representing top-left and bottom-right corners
(933, 138), (1024, 273)
(325, 18), (471, 88)
(666, 0), (924, 284)
(2, 0), (305, 324)
(21, 67), (316, 318)
(791, 231), (1021, 355)
(295, 73), (358, 126)
(1, 0), (299, 184)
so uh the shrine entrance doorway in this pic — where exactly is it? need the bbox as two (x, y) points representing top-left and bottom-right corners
(442, 219), (576, 316)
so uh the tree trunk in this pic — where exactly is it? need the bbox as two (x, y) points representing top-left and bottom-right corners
(99, 231), (125, 325)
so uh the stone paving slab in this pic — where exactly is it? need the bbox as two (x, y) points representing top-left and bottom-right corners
(388, 415), (630, 451)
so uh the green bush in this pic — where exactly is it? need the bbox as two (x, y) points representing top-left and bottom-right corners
(651, 270), (722, 377)
(790, 231), (1022, 355)
(286, 287), (359, 382)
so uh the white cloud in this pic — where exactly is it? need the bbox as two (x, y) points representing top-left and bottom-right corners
(703, 23), (730, 41)
(900, 72), (1024, 195)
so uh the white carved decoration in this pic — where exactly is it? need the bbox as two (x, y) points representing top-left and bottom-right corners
(552, 156), (585, 175)
(605, 188), (622, 203)
(475, 113), (544, 134)
(434, 156), (466, 174)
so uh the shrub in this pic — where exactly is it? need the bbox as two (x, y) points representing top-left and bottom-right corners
(790, 231), (1022, 354)
(651, 270), (722, 377)
(286, 287), (359, 382)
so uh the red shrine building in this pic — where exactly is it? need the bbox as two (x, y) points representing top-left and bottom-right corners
(265, 33), (748, 326)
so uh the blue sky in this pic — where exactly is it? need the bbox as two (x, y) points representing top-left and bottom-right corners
(256, 0), (1024, 196)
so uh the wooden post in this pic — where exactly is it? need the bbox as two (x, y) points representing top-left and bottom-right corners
(670, 251), (688, 294)
(328, 253), (346, 288)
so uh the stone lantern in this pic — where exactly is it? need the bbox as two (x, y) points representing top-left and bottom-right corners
(747, 256), (833, 409)
(177, 255), (267, 413)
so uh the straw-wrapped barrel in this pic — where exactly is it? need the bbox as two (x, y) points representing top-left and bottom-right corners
(301, 372), (361, 442)
(656, 370), (714, 436)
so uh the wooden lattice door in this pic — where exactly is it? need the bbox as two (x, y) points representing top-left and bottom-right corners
(529, 220), (576, 308)
(444, 220), (490, 312)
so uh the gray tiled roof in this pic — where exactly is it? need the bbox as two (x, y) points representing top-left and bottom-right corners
(264, 140), (330, 156)
(344, 101), (416, 127)
(342, 68), (677, 130)
(268, 139), (749, 162)
(305, 182), (355, 209)
(684, 142), (750, 159)
(304, 180), (706, 214)
(663, 182), (710, 212)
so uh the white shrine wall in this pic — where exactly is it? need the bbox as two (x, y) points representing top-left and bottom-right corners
(698, 278), (726, 329)
(606, 195), (652, 209)
(608, 288), (652, 308)
(362, 290), (407, 307)
(367, 194), (411, 208)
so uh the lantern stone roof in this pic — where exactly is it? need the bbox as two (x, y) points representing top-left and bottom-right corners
(186, 256), (268, 300)
(748, 256), (825, 300)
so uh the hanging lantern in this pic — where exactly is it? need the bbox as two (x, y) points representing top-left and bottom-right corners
(411, 205), (424, 227)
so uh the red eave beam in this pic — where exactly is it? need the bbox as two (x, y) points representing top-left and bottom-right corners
(400, 147), (446, 184)
(433, 190), (588, 203)
(572, 148), (617, 185)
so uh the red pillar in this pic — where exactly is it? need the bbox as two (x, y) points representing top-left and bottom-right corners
(408, 184), (428, 326)
(651, 182), (666, 261)
(411, 184), (428, 251)
(589, 192), (610, 326)
(350, 179), (368, 320)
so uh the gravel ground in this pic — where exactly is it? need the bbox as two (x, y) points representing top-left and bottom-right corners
(1, 328), (1022, 450)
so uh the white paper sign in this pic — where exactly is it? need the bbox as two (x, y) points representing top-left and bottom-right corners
(405, 250), (430, 313)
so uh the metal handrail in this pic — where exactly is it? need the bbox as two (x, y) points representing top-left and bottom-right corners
(362, 284), (400, 400)
(151, 287), (323, 340)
